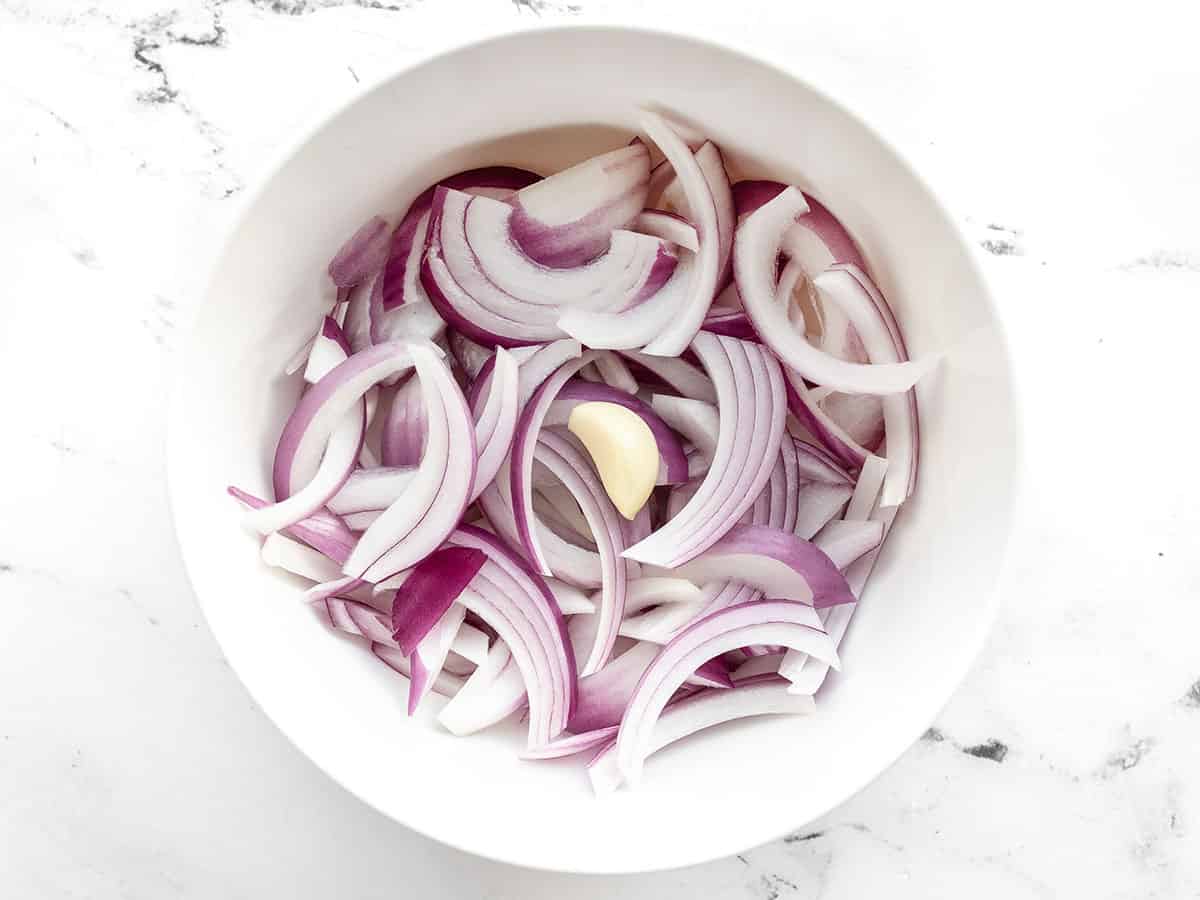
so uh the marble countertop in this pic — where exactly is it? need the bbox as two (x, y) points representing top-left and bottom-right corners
(3, 1), (1199, 896)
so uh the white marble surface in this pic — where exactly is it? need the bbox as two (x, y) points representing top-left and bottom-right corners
(3, 0), (1200, 896)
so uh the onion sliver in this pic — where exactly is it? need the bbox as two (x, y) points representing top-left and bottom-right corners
(533, 430), (627, 675)
(509, 143), (650, 268)
(227, 490), (356, 565)
(668, 523), (857, 608)
(344, 345), (475, 581)
(328, 215), (390, 288)
(735, 187), (933, 395)
(590, 674), (813, 792)
(372, 641), (464, 700)
(389, 546), (487, 655)
(624, 335), (785, 567)
(639, 112), (722, 357)
(271, 341), (418, 501)
(615, 600), (838, 784)
(327, 466), (417, 516)
(815, 265), (920, 506)
(304, 316), (352, 384)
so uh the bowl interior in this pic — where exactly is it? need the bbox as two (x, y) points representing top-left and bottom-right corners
(167, 27), (1017, 874)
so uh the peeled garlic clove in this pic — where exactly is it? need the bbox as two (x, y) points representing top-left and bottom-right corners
(567, 401), (660, 520)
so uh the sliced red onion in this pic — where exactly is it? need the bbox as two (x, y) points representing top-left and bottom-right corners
(328, 215), (391, 288)
(815, 265), (920, 506)
(368, 294), (446, 357)
(812, 519), (885, 571)
(437, 642), (525, 736)
(701, 308), (758, 341)
(846, 453), (888, 521)
(341, 276), (375, 354)
(818, 391), (885, 453)
(510, 353), (598, 575)
(408, 604), (466, 713)
(327, 466), (417, 516)
(619, 351), (717, 403)
(784, 368), (871, 471)
(543, 380), (689, 485)
(633, 210), (698, 252)
(261, 533), (344, 583)
(446, 330), (494, 381)
(569, 642), (731, 733)
(509, 144), (649, 268)
(344, 345), (475, 582)
(380, 376), (427, 467)
(271, 341), (417, 502)
(533, 430), (627, 675)
(735, 187), (933, 395)
(590, 674), (814, 792)
(371, 641), (464, 699)
(446, 525), (576, 747)
(659, 143), (735, 291)
(545, 578), (596, 616)
(450, 622), (490, 666)
(534, 485), (596, 548)
(520, 725), (619, 760)
(650, 395), (719, 461)
(615, 600), (838, 784)
(379, 167), (541, 313)
(303, 316), (352, 384)
(343, 510), (382, 531)
(793, 481), (854, 540)
(226, 487), (355, 564)
(469, 347), (519, 503)
(621, 576), (703, 617)
(284, 333), (317, 376)
(591, 352), (639, 394)
(625, 335), (786, 567)
(667, 524), (856, 608)
(639, 112), (721, 356)
(619, 599), (707, 644)
(389, 546), (487, 655)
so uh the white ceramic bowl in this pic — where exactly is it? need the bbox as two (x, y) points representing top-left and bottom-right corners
(167, 26), (1018, 874)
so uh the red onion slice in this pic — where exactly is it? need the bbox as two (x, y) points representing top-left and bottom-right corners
(271, 341), (418, 501)
(668, 523), (857, 608)
(533, 430), (628, 675)
(226, 487), (356, 564)
(261, 533), (343, 583)
(815, 265), (920, 506)
(469, 348), (520, 503)
(380, 376), (427, 467)
(328, 215), (391, 288)
(344, 345), (475, 582)
(590, 674), (813, 792)
(437, 642), (526, 736)
(521, 725), (620, 760)
(303, 316), (352, 384)
(371, 641), (464, 700)
(615, 600), (838, 784)
(389, 546), (487, 655)
(735, 187), (934, 395)
(509, 144), (650, 268)
(408, 604), (466, 713)
(327, 466), (417, 516)
(633, 210), (699, 252)
(625, 335), (785, 567)
(619, 351), (717, 403)
(639, 112), (721, 356)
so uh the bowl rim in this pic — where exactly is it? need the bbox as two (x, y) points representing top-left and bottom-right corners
(166, 22), (1023, 874)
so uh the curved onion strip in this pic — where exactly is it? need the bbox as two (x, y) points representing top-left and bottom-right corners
(467, 348), (520, 503)
(328, 215), (391, 288)
(735, 187), (934, 395)
(521, 725), (620, 760)
(389, 546), (487, 655)
(813, 519), (886, 570)
(533, 431), (627, 675)
(693, 142), (735, 292)
(639, 111), (721, 356)
(615, 600), (838, 783)
(509, 144), (650, 268)
(633, 210), (698, 252)
(618, 351), (717, 403)
(261, 533), (343, 583)
(543, 380), (689, 485)
(447, 330), (494, 381)
(591, 352), (639, 394)
(815, 265), (920, 506)
(545, 578), (595, 616)
(327, 466), (417, 516)
(650, 394), (719, 461)
(589, 674), (813, 792)
(380, 167), (540, 312)
(625, 335), (785, 567)
(784, 369), (872, 471)
(371, 641), (463, 700)
(304, 316), (352, 384)
(345, 346), (476, 581)
(379, 376), (427, 467)
(271, 341), (417, 500)
(436, 642), (525, 736)
(227, 490), (357, 566)
(464, 193), (675, 310)
(668, 524), (857, 608)
(510, 353), (599, 575)
(568, 642), (731, 734)
(793, 481), (854, 540)
(447, 525), (576, 746)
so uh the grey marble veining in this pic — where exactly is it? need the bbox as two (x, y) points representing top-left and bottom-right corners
(3, 1), (1199, 897)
